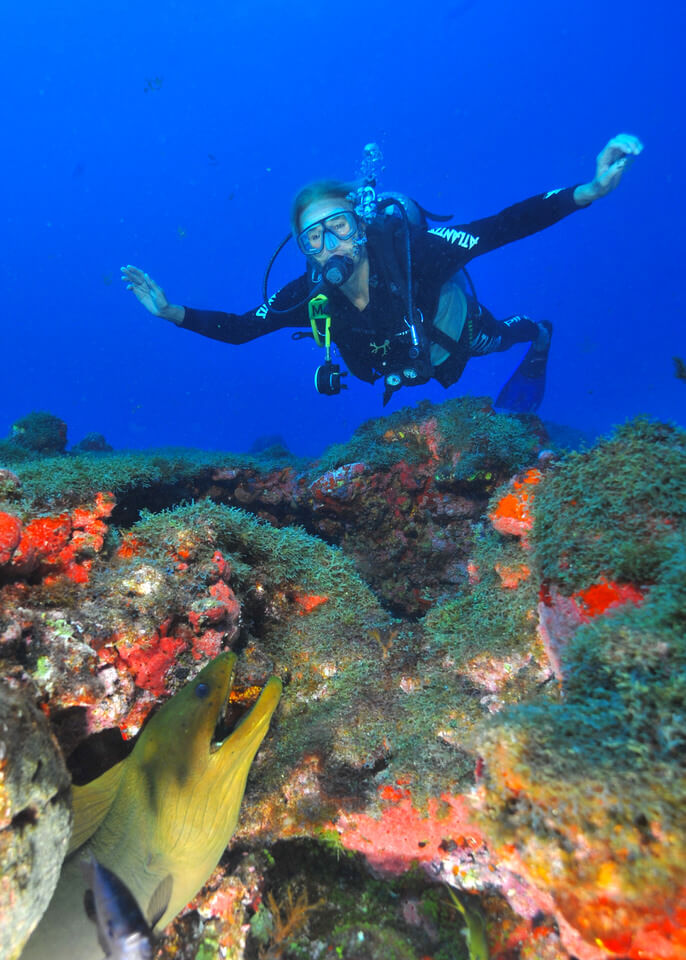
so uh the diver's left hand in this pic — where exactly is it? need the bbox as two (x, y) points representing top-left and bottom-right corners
(574, 133), (643, 206)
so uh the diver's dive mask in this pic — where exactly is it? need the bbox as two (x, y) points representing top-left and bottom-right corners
(296, 209), (359, 255)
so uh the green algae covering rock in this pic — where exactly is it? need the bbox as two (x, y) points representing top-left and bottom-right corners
(470, 419), (686, 960)
(8, 411), (68, 455)
(532, 418), (686, 593)
(2, 402), (685, 960)
(0, 678), (72, 959)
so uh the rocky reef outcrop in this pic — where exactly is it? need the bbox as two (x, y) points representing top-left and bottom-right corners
(1, 400), (684, 960)
(0, 678), (72, 959)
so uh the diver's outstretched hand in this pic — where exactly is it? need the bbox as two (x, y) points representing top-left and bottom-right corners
(574, 134), (643, 206)
(120, 265), (185, 325)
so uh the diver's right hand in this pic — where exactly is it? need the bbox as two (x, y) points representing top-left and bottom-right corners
(120, 265), (185, 324)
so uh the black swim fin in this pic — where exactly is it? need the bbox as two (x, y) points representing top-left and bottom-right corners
(495, 321), (552, 414)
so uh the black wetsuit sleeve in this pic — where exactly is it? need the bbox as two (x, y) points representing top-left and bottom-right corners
(415, 185), (583, 281)
(179, 274), (312, 344)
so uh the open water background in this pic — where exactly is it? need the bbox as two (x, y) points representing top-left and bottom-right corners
(1, 0), (683, 456)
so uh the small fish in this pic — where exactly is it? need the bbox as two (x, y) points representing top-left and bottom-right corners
(447, 888), (489, 960)
(674, 356), (686, 382)
(143, 76), (163, 93)
(70, 652), (281, 931)
(208, 153), (219, 166)
(176, 225), (186, 238)
(82, 854), (154, 960)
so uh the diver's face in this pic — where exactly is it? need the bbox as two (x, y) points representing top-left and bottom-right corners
(298, 199), (365, 269)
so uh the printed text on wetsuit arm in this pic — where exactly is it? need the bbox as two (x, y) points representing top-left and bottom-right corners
(427, 187), (580, 264)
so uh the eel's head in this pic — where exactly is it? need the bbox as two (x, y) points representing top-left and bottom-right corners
(138, 652), (282, 782)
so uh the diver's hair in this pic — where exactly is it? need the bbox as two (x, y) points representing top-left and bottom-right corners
(290, 179), (357, 234)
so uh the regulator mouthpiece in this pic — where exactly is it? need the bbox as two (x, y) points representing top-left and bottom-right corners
(322, 255), (354, 286)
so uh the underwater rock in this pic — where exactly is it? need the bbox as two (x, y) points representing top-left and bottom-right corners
(0, 469), (22, 501)
(8, 410), (68, 454)
(158, 857), (266, 960)
(469, 419), (686, 960)
(489, 466), (542, 542)
(299, 397), (543, 615)
(0, 512), (22, 566)
(248, 432), (290, 456)
(1, 397), (542, 616)
(0, 491), (114, 584)
(71, 432), (113, 453)
(0, 678), (72, 959)
(542, 419), (596, 451)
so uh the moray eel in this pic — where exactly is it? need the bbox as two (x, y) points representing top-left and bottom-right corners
(69, 652), (281, 932)
(447, 888), (489, 960)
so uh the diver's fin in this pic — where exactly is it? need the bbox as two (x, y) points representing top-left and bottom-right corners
(148, 874), (173, 929)
(69, 759), (128, 854)
(495, 322), (552, 414)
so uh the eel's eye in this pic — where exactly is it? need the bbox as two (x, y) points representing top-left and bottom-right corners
(195, 682), (210, 698)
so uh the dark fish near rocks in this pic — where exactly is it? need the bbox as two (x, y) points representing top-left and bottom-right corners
(82, 854), (153, 959)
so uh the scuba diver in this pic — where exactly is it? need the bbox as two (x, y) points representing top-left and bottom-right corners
(121, 133), (642, 411)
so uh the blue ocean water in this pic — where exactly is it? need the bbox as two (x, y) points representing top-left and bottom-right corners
(1, 0), (683, 457)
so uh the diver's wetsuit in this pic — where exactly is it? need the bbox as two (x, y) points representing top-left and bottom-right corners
(180, 186), (583, 388)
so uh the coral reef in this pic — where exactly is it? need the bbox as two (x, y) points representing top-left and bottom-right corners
(1, 404), (685, 960)
(1, 397), (539, 616)
(470, 421), (686, 960)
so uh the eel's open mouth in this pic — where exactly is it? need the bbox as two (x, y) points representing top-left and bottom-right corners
(211, 683), (261, 750)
